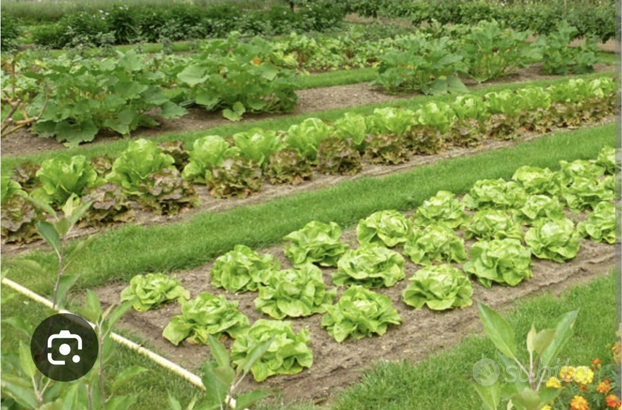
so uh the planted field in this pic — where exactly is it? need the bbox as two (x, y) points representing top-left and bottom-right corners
(1, 3), (619, 410)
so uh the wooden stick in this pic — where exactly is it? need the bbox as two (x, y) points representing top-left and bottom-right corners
(1, 277), (246, 410)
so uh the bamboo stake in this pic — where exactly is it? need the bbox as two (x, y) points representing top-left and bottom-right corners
(1, 277), (246, 410)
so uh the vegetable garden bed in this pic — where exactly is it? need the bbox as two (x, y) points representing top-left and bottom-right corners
(92, 200), (615, 402)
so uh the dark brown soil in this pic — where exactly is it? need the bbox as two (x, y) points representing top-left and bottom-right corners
(1, 64), (614, 158)
(93, 221), (615, 404)
(2, 115), (614, 258)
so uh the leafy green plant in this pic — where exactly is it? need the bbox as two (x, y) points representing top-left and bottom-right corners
(29, 50), (186, 146)
(163, 293), (250, 346)
(333, 112), (368, 149)
(404, 224), (466, 266)
(524, 218), (580, 263)
(106, 139), (176, 197)
(10, 161), (41, 190)
(577, 201), (616, 245)
(511, 166), (560, 197)
(1, 177), (42, 244)
(284, 118), (333, 163)
(254, 264), (336, 319)
(136, 167), (199, 215)
(317, 137), (363, 176)
(464, 210), (524, 241)
(334, 245), (405, 288)
(463, 179), (528, 210)
(120, 272), (190, 312)
(448, 118), (485, 148)
(460, 20), (536, 83)
(559, 176), (614, 212)
(366, 107), (416, 136)
(357, 210), (411, 248)
(557, 159), (605, 185)
(372, 37), (468, 95)
(210, 245), (280, 293)
(464, 238), (533, 288)
(159, 140), (189, 171)
(402, 265), (473, 310)
(81, 183), (135, 227)
(182, 135), (240, 184)
(32, 154), (98, 207)
(594, 145), (617, 175)
(474, 302), (579, 410)
(89, 154), (114, 178)
(534, 21), (600, 76)
(513, 195), (566, 226)
(231, 319), (313, 382)
(206, 157), (262, 199)
(413, 102), (456, 134)
(232, 128), (284, 170)
(177, 34), (298, 120)
(321, 285), (402, 342)
(411, 190), (468, 229)
(264, 149), (313, 185)
(283, 221), (349, 267)
(363, 133), (411, 165)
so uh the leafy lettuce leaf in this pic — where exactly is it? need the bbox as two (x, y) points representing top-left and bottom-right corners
(413, 102), (456, 134)
(404, 224), (466, 266)
(254, 264), (336, 319)
(511, 166), (560, 196)
(463, 179), (528, 210)
(577, 201), (616, 244)
(411, 190), (469, 229)
(284, 118), (333, 163)
(334, 113), (368, 148)
(163, 293), (249, 346)
(181, 135), (239, 183)
(464, 210), (524, 241)
(366, 107), (416, 136)
(463, 238), (533, 288)
(283, 221), (349, 267)
(513, 195), (566, 226)
(334, 245), (405, 288)
(321, 285), (402, 342)
(356, 210), (411, 248)
(232, 128), (284, 169)
(231, 319), (313, 382)
(120, 272), (190, 312)
(524, 218), (580, 262)
(594, 145), (616, 175)
(402, 265), (473, 310)
(210, 245), (280, 293)
(34, 154), (98, 206)
(559, 176), (614, 212)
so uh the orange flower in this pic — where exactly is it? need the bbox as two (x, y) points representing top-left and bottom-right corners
(597, 378), (612, 394)
(570, 395), (589, 410)
(606, 394), (621, 409)
(592, 358), (602, 370)
(252, 58), (262, 66)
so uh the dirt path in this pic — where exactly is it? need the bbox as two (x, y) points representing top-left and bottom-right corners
(2, 115), (614, 258)
(93, 219), (615, 403)
(1, 64), (614, 158)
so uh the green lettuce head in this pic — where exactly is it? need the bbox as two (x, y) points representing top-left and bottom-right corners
(334, 245), (405, 288)
(463, 238), (533, 288)
(402, 265), (473, 310)
(357, 210), (411, 248)
(284, 221), (348, 267)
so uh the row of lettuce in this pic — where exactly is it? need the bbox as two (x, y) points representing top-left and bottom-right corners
(117, 145), (617, 382)
(1, 76), (616, 244)
(4, 19), (604, 146)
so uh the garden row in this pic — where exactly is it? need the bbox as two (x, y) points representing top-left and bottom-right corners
(1, 76), (616, 245)
(2, 21), (604, 146)
(116, 145), (616, 383)
(342, 0), (615, 43)
(0, 0), (344, 50)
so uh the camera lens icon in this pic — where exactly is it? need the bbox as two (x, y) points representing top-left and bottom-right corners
(47, 330), (83, 366)
(31, 314), (98, 382)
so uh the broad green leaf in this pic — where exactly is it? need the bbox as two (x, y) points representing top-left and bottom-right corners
(539, 310), (579, 367)
(240, 336), (275, 376)
(511, 387), (541, 410)
(37, 221), (61, 255)
(477, 302), (517, 360)
(235, 390), (269, 409)
(207, 335), (230, 368)
(533, 329), (556, 356)
(211, 365), (235, 387)
(85, 290), (102, 320)
(473, 381), (500, 410)
(107, 299), (135, 328)
(19, 341), (36, 378)
(55, 274), (80, 310)
(1, 374), (39, 408)
(526, 325), (537, 354)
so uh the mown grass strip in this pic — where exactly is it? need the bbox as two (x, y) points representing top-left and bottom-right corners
(1, 70), (614, 173)
(330, 273), (617, 410)
(5, 123), (615, 296)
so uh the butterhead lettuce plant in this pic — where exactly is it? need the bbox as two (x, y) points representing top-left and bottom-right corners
(402, 265), (473, 310)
